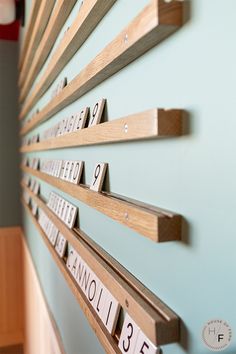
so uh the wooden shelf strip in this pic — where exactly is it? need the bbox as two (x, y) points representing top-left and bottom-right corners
(18, 0), (41, 70)
(22, 184), (180, 346)
(19, 0), (77, 103)
(20, 109), (183, 153)
(22, 165), (182, 243)
(18, 0), (56, 87)
(22, 199), (119, 354)
(19, 0), (183, 133)
(19, 0), (117, 120)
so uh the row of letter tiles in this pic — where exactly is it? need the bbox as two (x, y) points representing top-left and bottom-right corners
(42, 98), (105, 141)
(38, 209), (67, 257)
(47, 192), (77, 229)
(66, 245), (120, 335)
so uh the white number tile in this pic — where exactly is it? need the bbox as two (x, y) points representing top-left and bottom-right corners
(49, 161), (54, 175)
(52, 160), (57, 177)
(90, 163), (108, 192)
(55, 197), (63, 217)
(49, 226), (59, 247)
(70, 161), (83, 184)
(65, 205), (77, 229)
(84, 271), (101, 307)
(59, 161), (66, 179)
(67, 161), (75, 182)
(46, 221), (53, 238)
(42, 216), (49, 232)
(48, 223), (55, 239)
(92, 282), (108, 318)
(66, 116), (75, 133)
(61, 202), (70, 222)
(52, 161), (57, 176)
(66, 247), (77, 273)
(101, 289), (121, 335)
(32, 203), (38, 216)
(47, 193), (53, 209)
(62, 118), (69, 135)
(62, 161), (70, 180)
(88, 99), (106, 127)
(56, 121), (63, 137)
(33, 181), (40, 195)
(30, 179), (35, 192)
(52, 195), (59, 213)
(55, 233), (67, 258)
(59, 199), (66, 220)
(70, 252), (83, 280)
(33, 158), (39, 170)
(74, 258), (88, 289)
(73, 107), (89, 131)
(39, 214), (45, 229)
(134, 331), (160, 354)
(56, 160), (62, 178)
(65, 161), (73, 181)
(118, 313), (140, 354)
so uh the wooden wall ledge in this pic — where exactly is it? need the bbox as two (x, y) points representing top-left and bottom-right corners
(19, 0), (117, 120)
(19, 0), (183, 134)
(20, 109), (183, 152)
(21, 165), (182, 243)
(22, 188), (180, 348)
(18, 0), (56, 88)
(18, 0), (41, 70)
(19, 0), (77, 101)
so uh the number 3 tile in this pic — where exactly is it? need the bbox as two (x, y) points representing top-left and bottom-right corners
(118, 313), (139, 354)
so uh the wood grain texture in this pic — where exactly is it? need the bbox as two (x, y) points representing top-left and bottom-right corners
(18, 0), (56, 88)
(0, 345), (23, 354)
(18, 0), (41, 70)
(19, 0), (183, 133)
(21, 165), (182, 242)
(0, 227), (24, 348)
(19, 0), (77, 103)
(22, 232), (66, 354)
(19, 0), (117, 120)
(20, 109), (183, 152)
(22, 201), (120, 354)
(22, 193), (180, 346)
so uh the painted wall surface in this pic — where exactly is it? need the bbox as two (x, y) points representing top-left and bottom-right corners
(0, 40), (20, 227)
(21, 1), (236, 354)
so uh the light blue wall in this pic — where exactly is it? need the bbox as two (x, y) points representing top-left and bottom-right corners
(21, 1), (236, 353)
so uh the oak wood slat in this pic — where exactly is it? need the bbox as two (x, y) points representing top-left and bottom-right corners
(20, 109), (183, 153)
(19, 0), (77, 103)
(19, 0), (183, 133)
(18, 0), (56, 87)
(21, 165), (181, 242)
(22, 199), (119, 354)
(22, 185), (180, 346)
(19, 0), (117, 120)
(18, 0), (41, 70)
